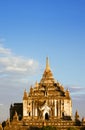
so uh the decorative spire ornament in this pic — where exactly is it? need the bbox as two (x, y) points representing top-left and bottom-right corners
(46, 57), (50, 72)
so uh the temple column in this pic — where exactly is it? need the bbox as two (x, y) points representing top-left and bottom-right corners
(35, 102), (37, 117)
(58, 100), (60, 118)
(59, 100), (61, 118)
(55, 100), (57, 116)
(35, 107), (37, 116)
(32, 101), (34, 117)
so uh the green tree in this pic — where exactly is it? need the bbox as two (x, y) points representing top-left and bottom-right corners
(67, 127), (78, 130)
(2, 121), (6, 130)
(29, 126), (40, 130)
(80, 127), (85, 130)
(41, 126), (57, 130)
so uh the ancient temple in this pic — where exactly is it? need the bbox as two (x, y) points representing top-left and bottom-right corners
(23, 58), (72, 121)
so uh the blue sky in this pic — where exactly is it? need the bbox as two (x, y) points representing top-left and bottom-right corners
(0, 0), (85, 121)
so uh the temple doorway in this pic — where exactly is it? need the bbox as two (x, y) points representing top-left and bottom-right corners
(45, 113), (49, 120)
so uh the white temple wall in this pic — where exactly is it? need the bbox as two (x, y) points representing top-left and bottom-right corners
(23, 100), (28, 117)
(64, 99), (72, 116)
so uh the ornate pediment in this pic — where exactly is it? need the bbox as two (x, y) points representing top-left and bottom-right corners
(39, 102), (50, 112)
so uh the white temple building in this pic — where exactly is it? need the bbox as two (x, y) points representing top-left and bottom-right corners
(23, 58), (72, 121)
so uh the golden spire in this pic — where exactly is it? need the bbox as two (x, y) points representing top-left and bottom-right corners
(46, 57), (50, 71)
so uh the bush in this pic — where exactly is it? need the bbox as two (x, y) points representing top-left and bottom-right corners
(75, 119), (81, 126)
(28, 126), (57, 130)
(2, 121), (6, 130)
(41, 126), (57, 130)
(29, 126), (40, 130)
(80, 127), (85, 130)
(67, 127), (78, 130)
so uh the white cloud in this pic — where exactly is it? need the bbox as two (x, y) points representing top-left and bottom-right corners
(65, 84), (85, 101)
(0, 46), (41, 78)
(0, 45), (11, 55)
(0, 45), (42, 100)
(0, 104), (3, 106)
(0, 45), (42, 121)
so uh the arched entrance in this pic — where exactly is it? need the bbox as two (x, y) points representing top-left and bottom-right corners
(45, 113), (49, 120)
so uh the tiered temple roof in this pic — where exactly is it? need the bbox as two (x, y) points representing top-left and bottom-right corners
(23, 58), (71, 100)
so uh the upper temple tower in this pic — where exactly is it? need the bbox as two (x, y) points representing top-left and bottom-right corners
(40, 57), (55, 85)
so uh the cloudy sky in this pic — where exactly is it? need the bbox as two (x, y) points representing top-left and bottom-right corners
(0, 0), (85, 122)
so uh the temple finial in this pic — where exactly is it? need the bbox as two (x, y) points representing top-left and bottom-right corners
(46, 57), (50, 71)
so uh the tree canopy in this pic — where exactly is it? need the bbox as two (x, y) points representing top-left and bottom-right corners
(41, 126), (57, 130)
(68, 127), (78, 130)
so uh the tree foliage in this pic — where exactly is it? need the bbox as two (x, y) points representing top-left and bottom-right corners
(75, 119), (81, 126)
(29, 126), (57, 130)
(67, 127), (78, 130)
(80, 127), (85, 130)
(41, 126), (57, 130)
(2, 121), (6, 130)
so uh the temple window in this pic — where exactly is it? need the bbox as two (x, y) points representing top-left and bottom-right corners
(29, 112), (30, 116)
